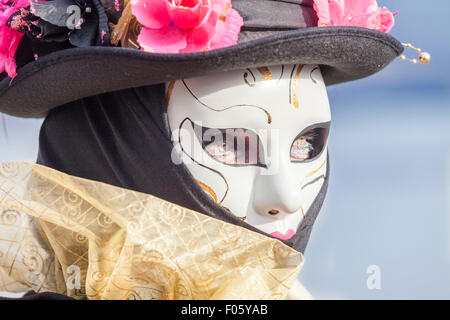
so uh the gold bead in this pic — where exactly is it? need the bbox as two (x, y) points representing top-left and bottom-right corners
(419, 52), (431, 64)
(416, 48), (421, 53)
(400, 55), (406, 60)
(411, 59), (417, 64)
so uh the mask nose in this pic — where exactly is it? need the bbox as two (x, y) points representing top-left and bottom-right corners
(268, 209), (280, 215)
(252, 165), (302, 217)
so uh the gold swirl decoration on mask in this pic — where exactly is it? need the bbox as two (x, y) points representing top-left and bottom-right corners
(196, 180), (218, 203)
(110, 0), (142, 49)
(165, 81), (176, 108)
(245, 67), (273, 86)
(182, 80), (273, 124)
(244, 69), (256, 87)
(299, 158), (327, 188)
(178, 118), (230, 205)
(196, 180), (239, 219)
(257, 67), (273, 81)
(289, 64), (304, 109)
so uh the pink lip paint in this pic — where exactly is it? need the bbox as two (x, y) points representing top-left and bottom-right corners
(270, 229), (296, 241)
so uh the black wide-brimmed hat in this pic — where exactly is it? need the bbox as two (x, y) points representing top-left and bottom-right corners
(0, 0), (403, 118)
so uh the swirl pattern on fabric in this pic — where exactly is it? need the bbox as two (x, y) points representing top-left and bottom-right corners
(0, 162), (303, 300)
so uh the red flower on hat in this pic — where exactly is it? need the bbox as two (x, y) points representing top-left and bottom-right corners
(130, 0), (244, 53)
(313, 0), (395, 33)
(0, 0), (30, 78)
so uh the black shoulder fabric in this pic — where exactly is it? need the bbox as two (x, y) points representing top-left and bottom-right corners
(36, 85), (328, 253)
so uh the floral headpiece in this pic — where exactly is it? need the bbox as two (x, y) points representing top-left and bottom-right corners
(0, 0), (427, 79)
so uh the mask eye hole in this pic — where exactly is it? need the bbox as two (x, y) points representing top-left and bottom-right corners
(193, 123), (267, 168)
(204, 133), (236, 164)
(290, 124), (330, 162)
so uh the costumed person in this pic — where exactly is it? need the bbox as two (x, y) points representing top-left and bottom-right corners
(0, 0), (429, 300)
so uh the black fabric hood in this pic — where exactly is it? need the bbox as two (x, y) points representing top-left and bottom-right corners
(36, 84), (329, 253)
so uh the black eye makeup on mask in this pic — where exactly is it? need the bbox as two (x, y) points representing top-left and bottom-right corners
(290, 122), (330, 162)
(192, 122), (267, 168)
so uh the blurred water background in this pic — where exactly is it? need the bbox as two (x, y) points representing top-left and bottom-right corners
(0, 0), (449, 299)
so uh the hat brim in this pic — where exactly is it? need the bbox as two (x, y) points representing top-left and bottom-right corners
(0, 26), (403, 118)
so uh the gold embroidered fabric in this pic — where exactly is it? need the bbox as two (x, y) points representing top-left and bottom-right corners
(0, 162), (304, 300)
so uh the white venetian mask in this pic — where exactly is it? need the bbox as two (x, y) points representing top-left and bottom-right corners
(167, 64), (331, 241)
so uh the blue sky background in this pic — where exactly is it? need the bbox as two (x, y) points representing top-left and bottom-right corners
(1, 0), (449, 299)
(298, 0), (450, 299)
